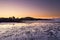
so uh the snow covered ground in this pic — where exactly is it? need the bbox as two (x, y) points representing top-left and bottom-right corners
(0, 22), (60, 40)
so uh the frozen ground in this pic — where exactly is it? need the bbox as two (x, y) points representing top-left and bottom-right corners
(0, 22), (60, 40)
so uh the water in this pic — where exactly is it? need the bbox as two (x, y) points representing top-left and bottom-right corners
(0, 22), (60, 40)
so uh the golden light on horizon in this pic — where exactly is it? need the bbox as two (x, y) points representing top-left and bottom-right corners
(0, 0), (60, 18)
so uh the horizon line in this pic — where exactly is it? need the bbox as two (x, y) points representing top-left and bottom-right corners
(0, 16), (60, 19)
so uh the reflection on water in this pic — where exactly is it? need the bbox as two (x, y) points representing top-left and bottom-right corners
(0, 22), (60, 40)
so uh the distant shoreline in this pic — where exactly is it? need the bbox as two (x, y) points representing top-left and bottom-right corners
(0, 17), (52, 23)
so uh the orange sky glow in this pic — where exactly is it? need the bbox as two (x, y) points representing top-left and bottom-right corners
(0, 0), (60, 18)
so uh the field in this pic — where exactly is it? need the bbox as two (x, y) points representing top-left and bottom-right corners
(0, 21), (60, 40)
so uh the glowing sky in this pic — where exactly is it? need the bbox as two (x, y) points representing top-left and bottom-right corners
(0, 0), (60, 18)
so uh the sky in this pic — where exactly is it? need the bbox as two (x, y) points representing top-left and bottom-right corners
(0, 0), (60, 18)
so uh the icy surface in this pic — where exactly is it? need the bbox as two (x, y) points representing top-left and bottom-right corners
(0, 22), (60, 40)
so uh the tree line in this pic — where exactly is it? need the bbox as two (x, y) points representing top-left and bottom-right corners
(0, 16), (51, 22)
